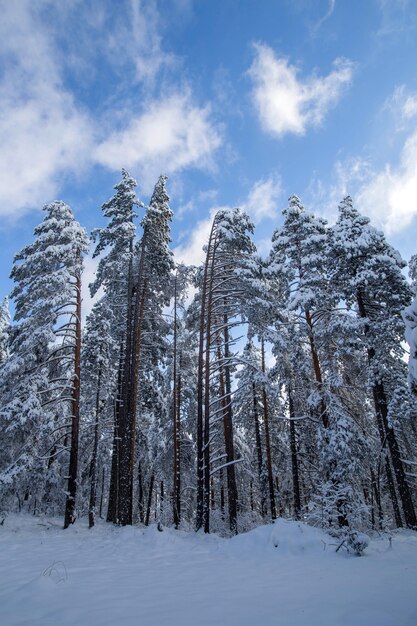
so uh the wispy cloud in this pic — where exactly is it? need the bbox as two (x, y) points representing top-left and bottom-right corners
(106, 0), (177, 86)
(176, 189), (218, 221)
(307, 129), (417, 236)
(311, 0), (336, 36)
(94, 91), (222, 191)
(306, 83), (417, 234)
(376, 0), (417, 39)
(243, 176), (282, 223)
(306, 156), (373, 224)
(357, 130), (417, 234)
(248, 44), (353, 138)
(0, 1), (94, 218)
(384, 85), (417, 128)
(0, 1), (222, 216)
(327, 85), (417, 235)
(174, 211), (217, 266)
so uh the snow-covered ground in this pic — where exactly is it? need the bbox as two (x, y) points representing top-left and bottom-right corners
(1, 515), (416, 626)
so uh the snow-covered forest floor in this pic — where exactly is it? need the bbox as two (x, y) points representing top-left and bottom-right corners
(1, 515), (416, 626)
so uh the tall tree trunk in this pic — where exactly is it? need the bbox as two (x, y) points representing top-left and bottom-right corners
(288, 382), (301, 519)
(203, 257), (215, 534)
(216, 309), (238, 534)
(216, 332), (238, 533)
(145, 474), (155, 526)
(252, 383), (266, 517)
(357, 289), (416, 529)
(261, 337), (277, 521)
(107, 343), (124, 523)
(64, 270), (82, 528)
(118, 228), (148, 526)
(176, 360), (182, 522)
(115, 240), (135, 525)
(305, 306), (328, 429)
(377, 430), (402, 527)
(384, 457), (403, 527)
(124, 279), (147, 524)
(375, 405), (402, 527)
(89, 363), (102, 528)
(160, 480), (164, 521)
(196, 220), (216, 531)
(137, 460), (144, 523)
(370, 467), (383, 529)
(211, 477), (215, 509)
(173, 276), (181, 529)
(99, 467), (105, 519)
(305, 305), (349, 527)
(220, 467), (225, 513)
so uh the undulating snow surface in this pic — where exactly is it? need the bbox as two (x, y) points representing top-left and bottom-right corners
(1, 515), (416, 626)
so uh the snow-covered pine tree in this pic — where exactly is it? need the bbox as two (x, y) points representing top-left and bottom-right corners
(90, 169), (139, 302)
(269, 197), (331, 423)
(122, 176), (174, 523)
(80, 297), (118, 527)
(268, 195), (364, 532)
(117, 174), (174, 525)
(195, 207), (255, 534)
(90, 169), (140, 525)
(0, 201), (88, 525)
(330, 196), (417, 529)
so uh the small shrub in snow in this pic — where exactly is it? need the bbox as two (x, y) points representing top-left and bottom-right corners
(346, 530), (370, 556)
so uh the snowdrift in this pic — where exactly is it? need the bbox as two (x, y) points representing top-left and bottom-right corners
(0, 514), (416, 626)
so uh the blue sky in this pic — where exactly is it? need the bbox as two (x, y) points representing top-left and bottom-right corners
(1, 0), (417, 308)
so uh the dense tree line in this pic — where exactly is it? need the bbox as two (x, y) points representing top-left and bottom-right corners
(1, 171), (416, 544)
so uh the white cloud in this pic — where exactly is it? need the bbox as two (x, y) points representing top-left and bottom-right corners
(306, 84), (417, 234)
(248, 44), (353, 138)
(94, 92), (222, 190)
(357, 130), (417, 234)
(243, 176), (282, 223)
(385, 85), (417, 125)
(307, 129), (417, 235)
(106, 0), (176, 85)
(254, 237), (273, 258)
(174, 212), (217, 266)
(0, 1), (221, 217)
(403, 96), (417, 119)
(0, 1), (94, 218)
(81, 254), (101, 324)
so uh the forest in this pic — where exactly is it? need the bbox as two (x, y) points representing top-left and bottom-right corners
(1, 169), (417, 553)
